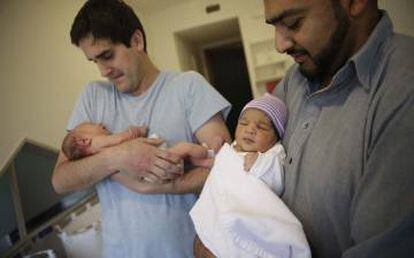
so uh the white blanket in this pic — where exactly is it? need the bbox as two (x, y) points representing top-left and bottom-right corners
(190, 143), (311, 258)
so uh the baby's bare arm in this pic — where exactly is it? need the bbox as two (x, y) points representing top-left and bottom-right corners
(113, 126), (147, 144)
(94, 126), (147, 150)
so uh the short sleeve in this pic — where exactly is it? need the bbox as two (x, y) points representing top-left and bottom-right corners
(66, 83), (96, 131)
(182, 71), (231, 133)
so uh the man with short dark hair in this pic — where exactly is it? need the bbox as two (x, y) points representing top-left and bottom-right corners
(52, 0), (231, 257)
(264, 0), (414, 257)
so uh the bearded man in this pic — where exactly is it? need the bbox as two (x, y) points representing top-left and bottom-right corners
(264, 0), (414, 257)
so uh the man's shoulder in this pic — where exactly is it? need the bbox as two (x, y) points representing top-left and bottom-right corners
(160, 71), (212, 95)
(367, 33), (414, 128)
(388, 32), (414, 50)
(75, 81), (116, 106)
(375, 33), (414, 97)
(163, 70), (205, 85)
(383, 33), (414, 71)
(82, 80), (114, 93)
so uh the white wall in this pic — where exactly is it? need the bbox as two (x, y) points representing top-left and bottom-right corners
(0, 0), (101, 168)
(139, 0), (414, 96)
(379, 0), (414, 36)
(0, 0), (413, 168)
(138, 0), (277, 97)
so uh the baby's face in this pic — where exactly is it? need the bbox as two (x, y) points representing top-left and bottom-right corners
(74, 123), (109, 137)
(235, 108), (278, 153)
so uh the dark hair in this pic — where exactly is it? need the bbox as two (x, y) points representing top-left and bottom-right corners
(62, 133), (90, 160)
(70, 0), (146, 51)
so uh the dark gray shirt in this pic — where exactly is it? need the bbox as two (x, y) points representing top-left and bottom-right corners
(276, 12), (414, 258)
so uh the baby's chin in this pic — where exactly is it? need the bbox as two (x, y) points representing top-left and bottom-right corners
(240, 142), (275, 153)
(237, 142), (259, 153)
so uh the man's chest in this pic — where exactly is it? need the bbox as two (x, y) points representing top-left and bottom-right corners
(282, 82), (371, 213)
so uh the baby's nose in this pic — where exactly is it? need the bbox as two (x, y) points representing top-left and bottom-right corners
(246, 125), (256, 134)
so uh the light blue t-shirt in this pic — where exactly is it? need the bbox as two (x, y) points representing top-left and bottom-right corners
(67, 71), (231, 258)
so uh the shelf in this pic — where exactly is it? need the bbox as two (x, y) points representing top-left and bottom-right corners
(254, 60), (285, 83)
(248, 38), (291, 97)
(254, 78), (282, 96)
(255, 75), (282, 84)
(254, 59), (285, 69)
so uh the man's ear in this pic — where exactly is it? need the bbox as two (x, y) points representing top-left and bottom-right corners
(346, 0), (371, 17)
(74, 136), (92, 147)
(130, 29), (145, 51)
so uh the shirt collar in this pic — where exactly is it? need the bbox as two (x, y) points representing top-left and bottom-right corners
(349, 11), (393, 90)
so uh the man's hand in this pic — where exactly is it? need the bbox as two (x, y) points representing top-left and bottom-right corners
(112, 138), (183, 183)
(170, 142), (214, 169)
(208, 135), (227, 153)
(244, 152), (259, 172)
(128, 125), (148, 138)
(111, 166), (209, 195)
(112, 138), (226, 194)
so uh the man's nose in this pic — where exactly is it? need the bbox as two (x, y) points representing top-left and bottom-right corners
(275, 27), (294, 54)
(97, 62), (113, 78)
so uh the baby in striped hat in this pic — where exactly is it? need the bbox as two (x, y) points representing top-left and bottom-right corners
(233, 93), (287, 181)
(191, 94), (310, 258)
(234, 92), (287, 195)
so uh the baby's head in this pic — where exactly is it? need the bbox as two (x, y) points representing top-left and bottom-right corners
(235, 93), (287, 153)
(62, 122), (109, 160)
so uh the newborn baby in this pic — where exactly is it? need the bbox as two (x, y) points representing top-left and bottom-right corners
(62, 122), (147, 160)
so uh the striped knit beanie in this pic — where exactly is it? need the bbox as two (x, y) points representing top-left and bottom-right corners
(240, 93), (287, 138)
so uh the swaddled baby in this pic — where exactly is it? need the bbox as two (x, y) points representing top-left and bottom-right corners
(191, 93), (310, 258)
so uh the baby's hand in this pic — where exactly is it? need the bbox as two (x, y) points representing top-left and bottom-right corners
(128, 126), (148, 138)
(169, 142), (213, 169)
(244, 152), (259, 172)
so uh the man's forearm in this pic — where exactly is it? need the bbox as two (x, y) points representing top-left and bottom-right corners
(170, 167), (209, 194)
(111, 167), (209, 195)
(52, 149), (117, 194)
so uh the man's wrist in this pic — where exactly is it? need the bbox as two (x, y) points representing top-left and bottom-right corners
(192, 168), (209, 194)
(172, 167), (209, 194)
(100, 145), (121, 174)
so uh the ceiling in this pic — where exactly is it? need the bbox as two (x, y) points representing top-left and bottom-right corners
(131, 0), (193, 13)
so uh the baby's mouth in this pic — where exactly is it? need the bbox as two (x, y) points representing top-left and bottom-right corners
(242, 137), (255, 144)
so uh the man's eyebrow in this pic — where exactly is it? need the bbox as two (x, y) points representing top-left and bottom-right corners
(88, 49), (111, 61)
(265, 7), (307, 25)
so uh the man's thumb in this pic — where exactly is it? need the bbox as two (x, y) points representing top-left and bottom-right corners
(141, 138), (164, 146)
